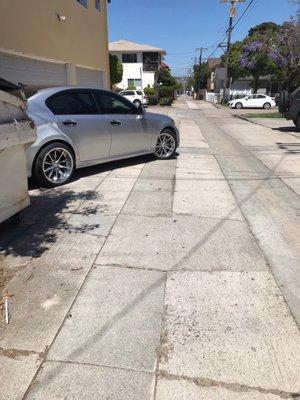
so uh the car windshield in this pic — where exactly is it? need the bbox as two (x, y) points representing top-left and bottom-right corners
(291, 87), (300, 98)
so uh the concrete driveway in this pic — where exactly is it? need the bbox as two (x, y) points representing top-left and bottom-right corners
(0, 97), (300, 399)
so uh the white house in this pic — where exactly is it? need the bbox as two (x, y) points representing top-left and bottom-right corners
(109, 40), (166, 90)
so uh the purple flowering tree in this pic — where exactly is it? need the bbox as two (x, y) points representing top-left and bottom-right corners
(270, 21), (300, 90)
(224, 20), (299, 92)
(239, 36), (278, 93)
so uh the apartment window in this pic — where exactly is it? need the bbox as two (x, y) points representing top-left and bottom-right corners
(128, 79), (142, 89)
(95, 0), (100, 10)
(143, 52), (160, 72)
(122, 53), (137, 63)
(76, 0), (88, 8)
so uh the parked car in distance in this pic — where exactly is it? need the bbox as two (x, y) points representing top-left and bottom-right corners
(279, 88), (300, 129)
(26, 87), (179, 187)
(119, 90), (146, 107)
(228, 94), (276, 109)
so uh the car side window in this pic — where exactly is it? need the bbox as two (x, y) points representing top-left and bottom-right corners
(46, 92), (99, 115)
(258, 95), (266, 98)
(136, 91), (143, 95)
(95, 92), (137, 115)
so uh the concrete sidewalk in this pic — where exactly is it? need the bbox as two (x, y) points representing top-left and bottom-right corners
(0, 98), (299, 399)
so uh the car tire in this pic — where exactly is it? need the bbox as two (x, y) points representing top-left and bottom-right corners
(235, 102), (243, 109)
(133, 99), (142, 108)
(278, 90), (289, 113)
(33, 142), (75, 187)
(154, 129), (177, 160)
(294, 116), (300, 130)
(263, 102), (271, 110)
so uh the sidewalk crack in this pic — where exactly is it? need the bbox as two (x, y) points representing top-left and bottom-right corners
(158, 371), (299, 399)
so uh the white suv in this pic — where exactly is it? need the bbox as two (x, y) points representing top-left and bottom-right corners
(228, 94), (276, 109)
(119, 90), (145, 107)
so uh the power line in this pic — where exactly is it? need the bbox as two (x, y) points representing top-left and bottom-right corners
(206, 0), (257, 60)
(232, 0), (256, 30)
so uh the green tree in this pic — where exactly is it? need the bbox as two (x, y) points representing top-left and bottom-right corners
(221, 41), (246, 81)
(193, 62), (209, 93)
(109, 54), (123, 87)
(155, 68), (176, 87)
(248, 22), (280, 37)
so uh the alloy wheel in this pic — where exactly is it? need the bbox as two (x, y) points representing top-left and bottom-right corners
(42, 147), (74, 184)
(154, 132), (176, 159)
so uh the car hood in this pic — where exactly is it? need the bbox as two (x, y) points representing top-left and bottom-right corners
(144, 112), (175, 124)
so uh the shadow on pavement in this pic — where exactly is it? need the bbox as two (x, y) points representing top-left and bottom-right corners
(277, 142), (300, 154)
(0, 190), (99, 260)
(273, 126), (299, 133)
(28, 153), (156, 190)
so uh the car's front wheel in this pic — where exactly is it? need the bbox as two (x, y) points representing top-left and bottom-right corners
(133, 99), (142, 108)
(263, 102), (271, 110)
(154, 129), (177, 159)
(235, 102), (243, 109)
(33, 142), (75, 187)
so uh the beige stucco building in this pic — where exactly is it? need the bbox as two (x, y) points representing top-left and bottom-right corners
(0, 0), (110, 92)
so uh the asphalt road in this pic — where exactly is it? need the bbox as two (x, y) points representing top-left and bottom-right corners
(0, 97), (299, 399)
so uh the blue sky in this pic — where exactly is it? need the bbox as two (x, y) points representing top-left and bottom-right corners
(108, 0), (298, 76)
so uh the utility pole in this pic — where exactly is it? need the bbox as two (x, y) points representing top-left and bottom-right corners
(220, 0), (245, 104)
(196, 47), (208, 100)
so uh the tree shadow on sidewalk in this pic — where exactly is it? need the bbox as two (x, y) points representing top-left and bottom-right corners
(0, 189), (100, 260)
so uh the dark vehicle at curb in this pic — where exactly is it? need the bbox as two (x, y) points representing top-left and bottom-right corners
(279, 88), (300, 129)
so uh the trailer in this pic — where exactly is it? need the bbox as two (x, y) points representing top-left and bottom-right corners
(0, 82), (36, 223)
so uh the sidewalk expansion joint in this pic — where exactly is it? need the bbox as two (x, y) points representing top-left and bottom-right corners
(94, 263), (167, 273)
(46, 358), (154, 375)
(158, 370), (299, 399)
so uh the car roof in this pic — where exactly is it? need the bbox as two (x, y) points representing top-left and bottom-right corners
(28, 86), (117, 103)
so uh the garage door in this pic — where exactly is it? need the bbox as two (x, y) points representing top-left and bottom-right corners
(76, 67), (104, 88)
(0, 53), (67, 87)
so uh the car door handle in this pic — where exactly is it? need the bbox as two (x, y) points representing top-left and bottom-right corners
(63, 120), (77, 127)
(110, 120), (122, 126)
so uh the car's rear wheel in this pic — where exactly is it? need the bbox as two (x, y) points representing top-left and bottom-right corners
(294, 116), (300, 130)
(154, 129), (176, 160)
(33, 142), (75, 187)
(263, 102), (271, 110)
(235, 102), (243, 109)
(279, 90), (289, 113)
(133, 99), (142, 108)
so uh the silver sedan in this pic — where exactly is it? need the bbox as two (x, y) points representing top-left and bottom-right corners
(26, 87), (180, 187)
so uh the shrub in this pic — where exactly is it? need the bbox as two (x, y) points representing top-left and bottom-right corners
(159, 97), (173, 106)
(127, 85), (136, 90)
(147, 94), (159, 106)
(157, 85), (174, 99)
(144, 85), (155, 95)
